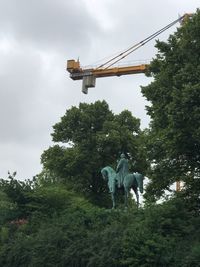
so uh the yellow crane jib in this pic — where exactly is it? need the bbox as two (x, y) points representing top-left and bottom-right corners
(67, 59), (148, 94)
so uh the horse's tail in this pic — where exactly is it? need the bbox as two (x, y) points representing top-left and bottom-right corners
(134, 172), (144, 193)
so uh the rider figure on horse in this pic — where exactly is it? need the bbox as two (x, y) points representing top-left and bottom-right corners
(116, 153), (129, 188)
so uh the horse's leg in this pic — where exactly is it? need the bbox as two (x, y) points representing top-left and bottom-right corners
(124, 187), (129, 209)
(111, 192), (116, 209)
(133, 188), (139, 207)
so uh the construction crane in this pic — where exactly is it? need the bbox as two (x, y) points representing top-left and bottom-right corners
(66, 13), (192, 94)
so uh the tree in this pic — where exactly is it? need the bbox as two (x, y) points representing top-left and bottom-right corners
(41, 100), (147, 206)
(0, 173), (33, 218)
(141, 10), (200, 199)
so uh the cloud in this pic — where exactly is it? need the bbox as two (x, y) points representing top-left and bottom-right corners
(0, 0), (102, 54)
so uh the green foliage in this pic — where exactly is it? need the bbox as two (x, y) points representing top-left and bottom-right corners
(142, 10), (200, 199)
(0, 191), (17, 224)
(0, 174), (33, 220)
(26, 184), (93, 217)
(0, 185), (199, 267)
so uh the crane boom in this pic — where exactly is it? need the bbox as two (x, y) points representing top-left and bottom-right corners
(67, 59), (148, 93)
(67, 59), (147, 80)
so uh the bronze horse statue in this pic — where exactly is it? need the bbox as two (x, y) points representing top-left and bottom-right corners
(101, 166), (144, 209)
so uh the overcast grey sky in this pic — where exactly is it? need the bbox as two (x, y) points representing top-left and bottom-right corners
(0, 0), (199, 180)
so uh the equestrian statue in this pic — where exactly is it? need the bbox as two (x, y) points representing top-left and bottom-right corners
(101, 154), (144, 209)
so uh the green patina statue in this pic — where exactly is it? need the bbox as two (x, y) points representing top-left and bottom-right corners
(101, 154), (144, 209)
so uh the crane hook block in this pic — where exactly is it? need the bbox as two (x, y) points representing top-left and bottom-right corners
(82, 75), (96, 94)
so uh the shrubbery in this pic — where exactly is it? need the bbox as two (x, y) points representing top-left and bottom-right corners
(0, 177), (199, 267)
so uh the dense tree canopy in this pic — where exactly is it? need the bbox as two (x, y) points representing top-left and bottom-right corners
(0, 176), (200, 267)
(142, 10), (200, 200)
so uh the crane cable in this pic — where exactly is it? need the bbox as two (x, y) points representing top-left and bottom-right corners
(96, 15), (184, 70)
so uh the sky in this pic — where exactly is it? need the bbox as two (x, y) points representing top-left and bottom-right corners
(0, 0), (199, 181)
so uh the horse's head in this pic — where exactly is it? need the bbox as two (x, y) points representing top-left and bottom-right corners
(101, 166), (116, 179)
(101, 168), (108, 181)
